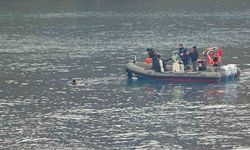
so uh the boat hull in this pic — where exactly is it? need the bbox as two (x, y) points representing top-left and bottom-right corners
(125, 61), (239, 83)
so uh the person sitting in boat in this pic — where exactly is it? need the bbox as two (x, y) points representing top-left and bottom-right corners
(188, 46), (199, 71)
(178, 44), (189, 67)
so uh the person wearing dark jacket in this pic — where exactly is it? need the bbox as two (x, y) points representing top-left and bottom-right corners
(178, 44), (184, 57)
(189, 46), (199, 71)
(178, 44), (189, 66)
(146, 48), (155, 58)
(151, 50), (158, 71)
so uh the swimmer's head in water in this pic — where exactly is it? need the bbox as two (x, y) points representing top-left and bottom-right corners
(72, 79), (77, 85)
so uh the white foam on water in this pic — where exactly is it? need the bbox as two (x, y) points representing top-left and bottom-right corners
(200, 104), (236, 110)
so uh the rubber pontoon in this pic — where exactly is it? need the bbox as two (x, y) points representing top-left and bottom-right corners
(125, 61), (240, 83)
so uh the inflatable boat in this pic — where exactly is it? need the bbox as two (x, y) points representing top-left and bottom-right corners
(125, 48), (241, 83)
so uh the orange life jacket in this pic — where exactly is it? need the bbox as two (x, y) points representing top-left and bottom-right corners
(144, 57), (152, 64)
(207, 51), (221, 65)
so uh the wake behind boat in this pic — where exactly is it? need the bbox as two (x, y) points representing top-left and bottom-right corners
(125, 47), (240, 83)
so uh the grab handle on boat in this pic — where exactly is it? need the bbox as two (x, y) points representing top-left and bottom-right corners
(133, 56), (137, 63)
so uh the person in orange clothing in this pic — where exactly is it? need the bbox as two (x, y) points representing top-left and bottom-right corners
(204, 47), (223, 67)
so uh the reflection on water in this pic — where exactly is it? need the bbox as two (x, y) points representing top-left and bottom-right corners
(1, 0), (250, 149)
(127, 78), (241, 103)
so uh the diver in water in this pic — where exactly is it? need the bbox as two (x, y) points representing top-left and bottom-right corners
(71, 79), (88, 86)
(72, 79), (77, 85)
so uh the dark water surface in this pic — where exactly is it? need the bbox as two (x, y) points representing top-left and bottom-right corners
(1, 0), (250, 149)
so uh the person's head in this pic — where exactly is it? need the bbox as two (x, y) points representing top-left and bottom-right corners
(146, 48), (153, 53)
(179, 44), (183, 49)
(157, 55), (161, 59)
(72, 79), (77, 85)
(192, 46), (197, 50)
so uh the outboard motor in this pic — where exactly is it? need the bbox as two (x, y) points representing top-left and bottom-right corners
(220, 64), (239, 79)
(220, 65), (231, 78)
(236, 68), (241, 78)
(227, 64), (238, 79)
(227, 64), (238, 78)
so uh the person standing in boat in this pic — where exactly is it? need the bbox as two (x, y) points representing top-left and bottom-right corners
(152, 50), (158, 71)
(157, 55), (164, 72)
(178, 44), (189, 67)
(188, 46), (199, 71)
(145, 48), (155, 64)
(146, 48), (155, 58)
